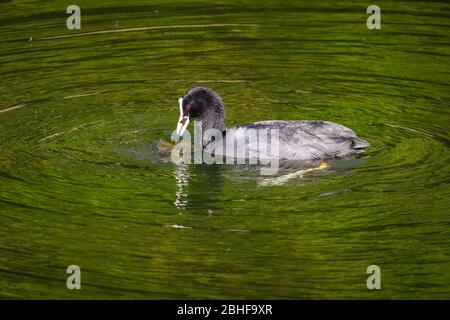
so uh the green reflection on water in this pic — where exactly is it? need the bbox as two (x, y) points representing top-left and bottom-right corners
(0, 0), (449, 299)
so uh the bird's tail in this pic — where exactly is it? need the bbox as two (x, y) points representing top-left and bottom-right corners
(351, 137), (370, 149)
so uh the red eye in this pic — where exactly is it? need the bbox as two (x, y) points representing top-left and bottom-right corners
(186, 104), (191, 111)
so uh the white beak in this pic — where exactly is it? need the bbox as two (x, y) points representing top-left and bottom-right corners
(172, 97), (190, 142)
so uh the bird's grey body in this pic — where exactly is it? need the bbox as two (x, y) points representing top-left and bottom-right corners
(210, 120), (370, 160)
(174, 87), (370, 161)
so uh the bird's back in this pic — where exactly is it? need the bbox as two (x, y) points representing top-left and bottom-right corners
(209, 120), (370, 160)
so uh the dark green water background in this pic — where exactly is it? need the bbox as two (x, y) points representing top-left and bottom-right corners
(0, 1), (449, 299)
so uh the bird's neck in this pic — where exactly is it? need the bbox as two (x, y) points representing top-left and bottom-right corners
(201, 107), (225, 131)
(195, 107), (226, 149)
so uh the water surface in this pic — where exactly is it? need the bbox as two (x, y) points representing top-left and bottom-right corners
(0, 0), (449, 299)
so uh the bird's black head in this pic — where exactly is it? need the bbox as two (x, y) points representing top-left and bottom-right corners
(173, 87), (226, 141)
(182, 87), (224, 120)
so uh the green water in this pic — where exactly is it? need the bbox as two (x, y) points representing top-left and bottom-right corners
(1, 0), (449, 299)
